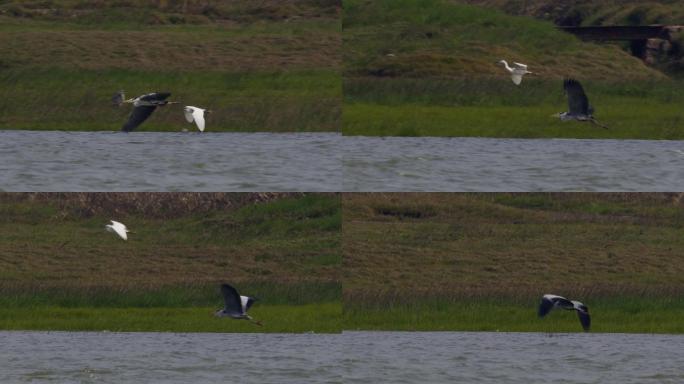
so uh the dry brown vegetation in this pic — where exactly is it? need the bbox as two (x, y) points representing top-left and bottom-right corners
(0, 1), (341, 25)
(1, 192), (305, 218)
(0, 29), (340, 72)
(343, 193), (684, 303)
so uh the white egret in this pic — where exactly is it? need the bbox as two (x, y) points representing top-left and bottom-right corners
(105, 220), (129, 241)
(555, 79), (608, 129)
(498, 60), (532, 85)
(215, 283), (262, 326)
(112, 91), (179, 132)
(184, 106), (211, 132)
(538, 294), (591, 331)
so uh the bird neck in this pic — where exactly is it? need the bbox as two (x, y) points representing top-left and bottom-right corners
(500, 60), (512, 72)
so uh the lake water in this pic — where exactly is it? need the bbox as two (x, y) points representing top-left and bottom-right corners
(0, 331), (344, 384)
(343, 137), (684, 191)
(2, 331), (682, 383)
(0, 131), (340, 192)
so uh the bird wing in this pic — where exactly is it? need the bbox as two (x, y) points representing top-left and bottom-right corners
(220, 284), (244, 316)
(112, 91), (125, 106)
(139, 92), (171, 102)
(122, 106), (157, 132)
(538, 296), (555, 317)
(111, 222), (127, 240)
(577, 310), (591, 331)
(564, 79), (590, 115)
(184, 107), (195, 123)
(242, 296), (256, 311)
(511, 74), (523, 85)
(513, 62), (527, 70)
(192, 108), (205, 132)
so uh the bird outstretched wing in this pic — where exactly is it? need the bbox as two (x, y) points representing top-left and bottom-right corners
(184, 107), (195, 123)
(220, 284), (244, 316)
(244, 297), (256, 311)
(122, 106), (156, 132)
(564, 79), (590, 116)
(513, 62), (527, 70)
(191, 108), (205, 132)
(538, 296), (555, 318)
(111, 221), (128, 240)
(139, 92), (171, 103)
(577, 310), (591, 331)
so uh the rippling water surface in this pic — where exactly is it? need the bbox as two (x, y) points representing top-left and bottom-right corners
(341, 332), (684, 384)
(0, 131), (340, 191)
(1, 332), (344, 384)
(343, 137), (684, 191)
(2, 331), (682, 383)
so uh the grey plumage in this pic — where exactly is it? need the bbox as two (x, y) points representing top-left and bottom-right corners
(215, 283), (261, 326)
(118, 92), (175, 132)
(557, 79), (608, 129)
(538, 294), (591, 332)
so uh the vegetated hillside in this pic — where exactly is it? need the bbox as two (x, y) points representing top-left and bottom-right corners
(460, 0), (684, 26)
(343, 0), (684, 138)
(461, 0), (684, 74)
(344, 0), (664, 80)
(0, 0), (341, 25)
(0, 1), (341, 131)
(0, 193), (341, 291)
(343, 193), (684, 304)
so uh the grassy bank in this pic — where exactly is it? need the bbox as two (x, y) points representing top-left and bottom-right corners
(344, 297), (684, 333)
(344, 78), (684, 138)
(0, 283), (341, 333)
(0, 193), (341, 332)
(343, 193), (684, 332)
(0, 1), (341, 132)
(0, 68), (340, 132)
(343, 0), (683, 138)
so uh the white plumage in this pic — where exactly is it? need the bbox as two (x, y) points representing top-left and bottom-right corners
(498, 60), (532, 85)
(105, 220), (129, 241)
(184, 106), (208, 132)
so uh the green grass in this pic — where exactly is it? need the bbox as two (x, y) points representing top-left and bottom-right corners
(0, 280), (341, 333)
(0, 193), (341, 332)
(0, 303), (341, 333)
(344, 297), (684, 333)
(343, 101), (683, 138)
(0, 68), (340, 132)
(342, 0), (683, 138)
(343, 193), (684, 332)
(0, 1), (341, 132)
(0, 193), (341, 286)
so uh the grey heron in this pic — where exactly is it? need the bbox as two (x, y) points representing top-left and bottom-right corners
(555, 79), (608, 129)
(498, 60), (531, 85)
(538, 294), (591, 332)
(215, 283), (262, 326)
(112, 91), (179, 132)
(184, 106), (211, 132)
(105, 220), (129, 241)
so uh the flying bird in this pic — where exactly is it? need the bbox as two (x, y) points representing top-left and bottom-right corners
(538, 294), (591, 332)
(184, 106), (211, 132)
(112, 91), (179, 132)
(105, 220), (129, 241)
(498, 60), (532, 85)
(555, 79), (608, 129)
(215, 283), (261, 326)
